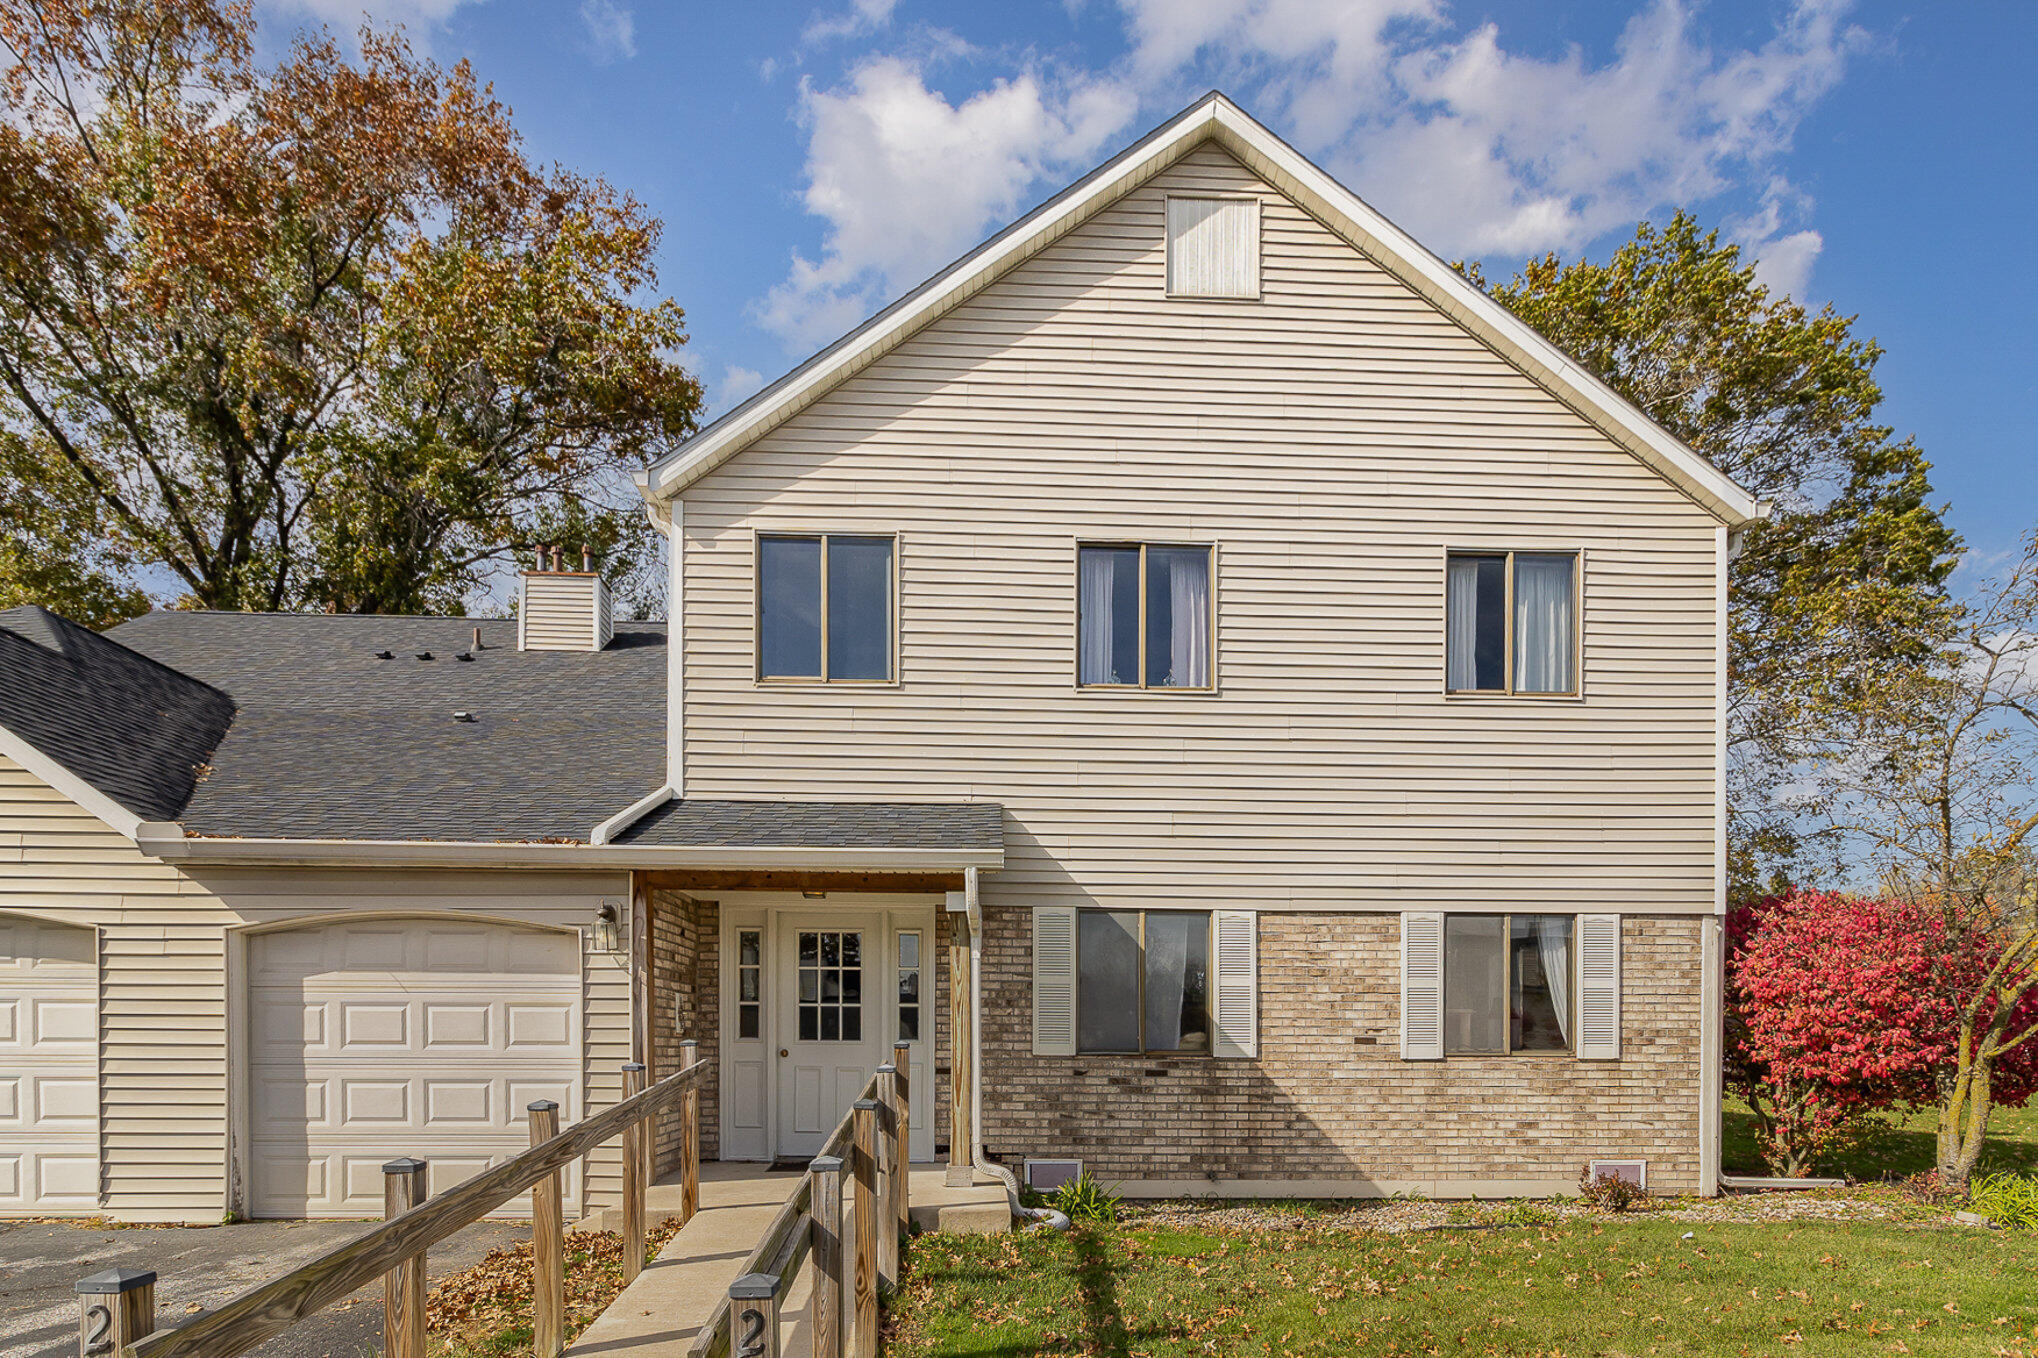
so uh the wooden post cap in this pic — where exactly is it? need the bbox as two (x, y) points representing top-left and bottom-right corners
(853, 1098), (879, 1112)
(621, 1061), (646, 1071)
(681, 1038), (699, 1049)
(810, 1154), (845, 1174)
(526, 1099), (560, 1113)
(75, 1269), (155, 1295)
(382, 1157), (426, 1174)
(874, 1063), (896, 1075)
(729, 1272), (782, 1301)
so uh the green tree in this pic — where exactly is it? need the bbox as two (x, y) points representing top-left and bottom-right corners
(0, 0), (700, 617)
(1465, 215), (1961, 890)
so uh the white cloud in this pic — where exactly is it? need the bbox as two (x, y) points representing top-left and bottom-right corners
(578, 0), (636, 63)
(715, 365), (768, 412)
(755, 0), (1863, 349)
(260, 0), (479, 35)
(752, 58), (1139, 351)
(803, 0), (899, 47)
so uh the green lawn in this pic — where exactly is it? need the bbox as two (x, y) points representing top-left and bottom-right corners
(1722, 1097), (2038, 1179)
(889, 1217), (2038, 1357)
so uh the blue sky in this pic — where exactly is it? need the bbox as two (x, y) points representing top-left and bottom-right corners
(263, 0), (2035, 561)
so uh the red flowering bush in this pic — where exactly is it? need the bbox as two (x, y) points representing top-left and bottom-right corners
(1725, 888), (2038, 1177)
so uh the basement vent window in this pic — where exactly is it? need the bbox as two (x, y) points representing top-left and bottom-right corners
(1166, 196), (1260, 299)
(1025, 1159), (1083, 1193)
(1589, 1159), (1647, 1189)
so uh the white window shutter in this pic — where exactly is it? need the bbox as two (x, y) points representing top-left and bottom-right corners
(1166, 197), (1260, 297)
(1400, 912), (1444, 1060)
(1577, 913), (1622, 1059)
(1032, 907), (1077, 1056)
(1211, 910), (1258, 1058)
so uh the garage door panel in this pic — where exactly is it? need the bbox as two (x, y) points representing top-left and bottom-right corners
(0, 918), (99, 1216)
(248, 920), (580, 1220)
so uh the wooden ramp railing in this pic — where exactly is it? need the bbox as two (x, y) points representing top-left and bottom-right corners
(693, 1040), (914, 1358)
(76, 1050), (708, 1358)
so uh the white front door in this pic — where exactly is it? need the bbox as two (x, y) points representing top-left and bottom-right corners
(774, 914), (885, 1158)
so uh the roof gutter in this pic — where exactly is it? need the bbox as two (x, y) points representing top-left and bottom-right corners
(132, 823), (1003, 873)
(589, 785), (674, 846)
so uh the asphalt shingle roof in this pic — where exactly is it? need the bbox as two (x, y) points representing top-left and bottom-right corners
(0, 606), (235, 822)
(617, 798), (1003, 851)
(105, 611), (667, 842)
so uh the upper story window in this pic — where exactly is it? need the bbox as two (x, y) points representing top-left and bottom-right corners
(1077, 543), (1213, 690)
(758, 533), (894, 682)
(1444, 913), (1574, 1055)
(1445, 551), (1578, 696)
(1166, 196), (1259, 299)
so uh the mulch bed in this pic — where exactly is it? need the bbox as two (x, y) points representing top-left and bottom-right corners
(424, 1217), (686, 1356)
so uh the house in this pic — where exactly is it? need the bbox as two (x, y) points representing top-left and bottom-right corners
(0, 93), (1762, 1223)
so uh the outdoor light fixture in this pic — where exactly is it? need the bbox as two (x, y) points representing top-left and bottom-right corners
(592, 900), (622, 953)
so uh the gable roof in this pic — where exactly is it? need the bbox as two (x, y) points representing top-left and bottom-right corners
(0, 605), (235, 835)
(640, 91), (1765, 528)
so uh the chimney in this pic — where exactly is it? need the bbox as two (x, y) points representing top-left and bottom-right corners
(518, 542), (613, 651)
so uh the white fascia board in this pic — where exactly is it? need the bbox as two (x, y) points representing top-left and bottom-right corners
(0, 724), (144, 839)
(642, 92), (1768, 528)
(133, 825), (1003, 872)
(589, 784), (673, 846)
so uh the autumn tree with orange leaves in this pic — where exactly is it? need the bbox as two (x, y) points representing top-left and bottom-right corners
(0, 0), (700, 618)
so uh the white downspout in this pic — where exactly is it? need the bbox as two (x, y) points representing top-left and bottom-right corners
(963, 866), (1067, 1229)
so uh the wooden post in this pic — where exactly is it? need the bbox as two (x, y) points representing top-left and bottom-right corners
(729, 1272), (782, 1358)
(529, 1100), (566, 1358)
(947, 912), (974, 1187)
(810, 1154), (845, 1358)
(680, 1038), (701, 1224)
(874, 1064), (898, 1289)
(381, 1158), (427, 1358)
(892, 1039), (912, 1237)
(621, 1061), (648, 1284)
(76, 1268), (153, 1356)
(851, 1098), (880, 1358)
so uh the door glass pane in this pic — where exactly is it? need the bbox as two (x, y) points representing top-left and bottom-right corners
(1143, 912), (1211, 1052)
(1144, 547), (1212, 688)
(1444, 915), (1506, 1054)
(737, 929), (762, 1040)
(1078, 547), (1141, 685)
(1077, 911), (1141, 1051)
(827, 536), (893, 681)
(1512, 554), (1575, 693)
(796, 929), (863, 1045)
(1510, 916), (1573, 1052)
(760, 537), (823, 677)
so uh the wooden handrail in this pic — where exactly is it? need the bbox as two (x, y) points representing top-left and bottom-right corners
(131, 1061), (712, 1358)
(688, 1069), (884, 1358)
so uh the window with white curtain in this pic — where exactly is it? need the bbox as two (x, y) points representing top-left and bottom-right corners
(1166, 197), (1260, 298)
(1444, 550), (1578, 695)
(1078, 543), (1213, 689)
(1443, 913), (1574, 1055)
(1075, 909), (1212, 1053)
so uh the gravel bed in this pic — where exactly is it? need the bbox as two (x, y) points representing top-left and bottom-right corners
(1122, 1187), (1940, 1235)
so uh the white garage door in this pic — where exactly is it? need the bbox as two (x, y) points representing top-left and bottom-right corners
(247, 918), (581, 1219)
(0, 916), (99, 1215)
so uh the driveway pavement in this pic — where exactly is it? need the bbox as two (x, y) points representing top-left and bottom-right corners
(0, 1216), (529, 1358)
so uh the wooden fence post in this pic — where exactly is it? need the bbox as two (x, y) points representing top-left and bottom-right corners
(621, 1062), (648, 1284)
(874, 1064), (898, 1289)
(680, 1038), (701, 1224)
(810, 1154), (845, 1358)
(729, 1272), (782, 1358)
(76, 1268), (153, 1356)
(381, 1158), (427, 1358)
(891, 1039), (912, 1238)
(529, 1100), (565, 1358)
(850, 1098), (880, 1358)
(947, 913), (973, 1187)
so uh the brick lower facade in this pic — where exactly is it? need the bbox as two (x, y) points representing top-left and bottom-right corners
(649, 889), (720, 1172)
(979, 909), (1707, 1195)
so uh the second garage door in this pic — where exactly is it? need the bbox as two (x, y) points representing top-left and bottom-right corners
(247, 918), (581, 1219)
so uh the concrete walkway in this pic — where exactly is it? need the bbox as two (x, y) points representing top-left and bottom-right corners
(565, 1163), (1007, 1357)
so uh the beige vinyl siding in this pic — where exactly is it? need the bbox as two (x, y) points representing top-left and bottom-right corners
(0, 754), (633, 1221)
(681, 143), (1724, 915)
(522, 573), (609, 651)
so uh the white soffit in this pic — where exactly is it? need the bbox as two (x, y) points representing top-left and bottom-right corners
(639, 93), (1765, 529)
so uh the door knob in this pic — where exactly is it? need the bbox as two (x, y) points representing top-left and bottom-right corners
(780, 1048), (789, 1058)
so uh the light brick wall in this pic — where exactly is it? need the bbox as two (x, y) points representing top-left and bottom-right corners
(649, 890), (720, 1172)
(979, 909), (1706, 1194)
